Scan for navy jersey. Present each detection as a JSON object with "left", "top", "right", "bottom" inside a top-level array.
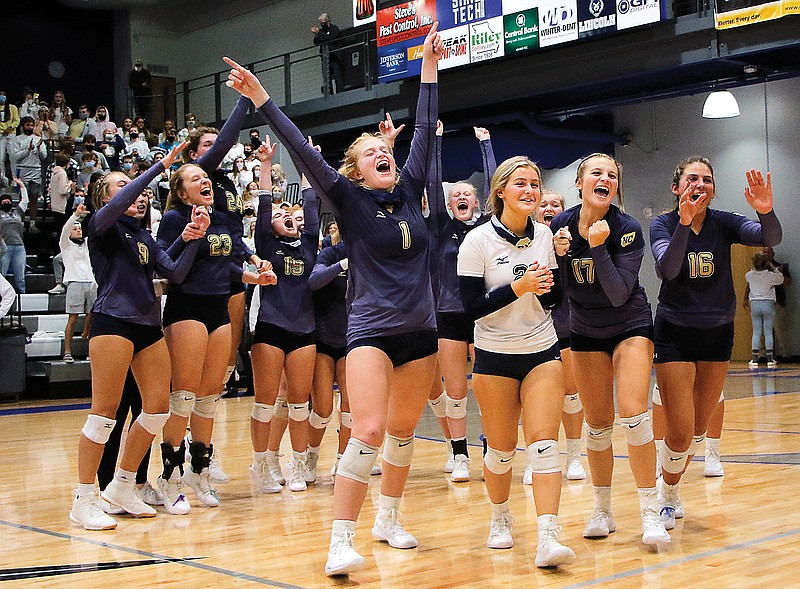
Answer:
[
  {"left": 89, "top": 162, "right": 200, "bottom": 325},
  {"left": 550, "top": 204, "right": 652, "bottom": 338},
  {"left": 309, "top": 241, "right": 348, "bottom": 348},
  {"left": 256, "top": 83, "right": 438, "bottom": 344},
  {"left": 254, "top": 187, "right": 320, "bottom": 335},
  {"left": 651, "top": 208, "right": 782, "bottom": 328},
  {"left": 428, "top": 135, "right": 493, "bottom": 314},
  {"left": 551, "top": 285, "right": 571, "bottom": 340}
]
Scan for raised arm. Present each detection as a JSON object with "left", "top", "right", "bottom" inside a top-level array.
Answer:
[
  {"left": 738, "top": 169, "right": 782, "bottom": 247},
  {"left": 309, "top": 245, "right": 347, "bottom": 291},
  {"left": 196, "top": 95, "right": 251, "bottom": 172},
  {"left": 426, "top": 120, "right": 447, "bottom": 229},
  {"left": 475, "top": 127, "right": 496, "bottom": 210}
]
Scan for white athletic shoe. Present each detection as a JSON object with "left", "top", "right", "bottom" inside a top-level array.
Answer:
[
  {"left": 287, "top": 460, "right": 308, "bottom": 492},
  {"left": 182, "top": 468, "right": 220, "bottom": 507},
  {"left": 767, "top": 360, "right": 778, "bottom": 368},
  {"left": 535, "top": 526, "right": 576, "bottom": 567},
  {"left": 450, "top": 455, "right": 470, "bottom": 482},
  {"left": 565, "top": 458, "right": 587, "bottom": 481},
  {"left": 641, "top": 509, "right": 671, "bottom": 545},
  {"left": 266, "top": 455, "right": 286, "bottom": 485},
  {"left": 522, "top": 464, "right": 533, "bottom": 485},
  {"left": 330, "top": 455, "right": 341, "bottom": 477},
  {"left": 486, "top": 511, "right": 514, "bottom": 549},
  {"left": 325, "top": 522, "right": 365, "bottom": 576},
  {"left": 137, "top": 481, "right": 164, "bottom": 506},
  {"left": 748, "top": 360, "right": 759, "bottom": 368},
  {"left": 583, "top": 510, "right": 616, "bottom": 538},
  {"left": 157, "top": 475, "right": 191, "bottom": 515},
  {"left": 371, "top": 460, "right": 383, "bottom": 476},
  {"left": 208, "top": 446, "right": 230, "bottom": 484},
  {"left": 372, "top": 508, "right": 418, "bottom": 549},
  {"left": 250, "top": 460, "right": 283, "bottom": 493},
  {"left": 305, "top": 452, "right": 319, "bottom": 484},
  {"left": 443, "top": 452, "right": 455, "bottom": 473},
  {"left": 70, "top": 490, "right": 117, "bottom": 530},
  {"left": 101, "top": 478, "right": 156, "bottom": 517},
  {"left": 98, "top": 496, "right": 125, "bottom": 515},
  {"left": 704, "top": 444, "right": 725, "bottom": 477}
]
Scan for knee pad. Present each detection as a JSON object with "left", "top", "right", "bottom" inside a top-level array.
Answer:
[
  {"left": 383, "top": 433, "right": 414, "bottom": 468},
  {"left": 690, "top": 432, "right": 706, "bottom": 456},
  {"left": 661, "top": 441, "right": 688, "bottom": 475},
  {"left": 484, "top": 447, "right": 515, "bottom": 475},
  {"left": 337, "top": 438, "right": 380, "bottom": 484},
  {"left": 222, "top": 365, "right": 235, "bottom": 386},
  {"left": 288, "top": 401, "right": 310, "bottom": 422},
  {"left": 563, "top": 393, "right": 582, "bottom": 414},
  {"left": 428, "top": 391, "right": 447, "bottom": 418},
  {"left": 652, "top": 383, "right": 662, "bottom": 406},
  {"left": 620, "top": 412, "right": 654, "bottom": 447},
  {"left": 309, "top": 410, "right": 332, "bottom": 429},
  {"left": 274, "top": 396, "right": 289, "bottom": 420},
  {"left": 340, "top": 411, "right": 352, "bottom": 429},
  {"left": 81, "top": 414, "right": 116, "bottom": 444},
  {"left": 136, "top": 412, "right": 170, "bottom": 436},
  {"left": 251, "top": 402, "right": 274, "bottom": 423},
  {"left": 446, "top": 394, "right": 467, "bottom": 420},
  {"left": 527, "top": 439, "right": 560, "bottom": 474},
  {"left": 584, "top": 422, "right": 613, "bottom": 452},
  {"left": 193, "top": 393, "right": 220, "bottom": 419},
  {"left": 170, "top": 390, "right": 196, "bottom": 418}
]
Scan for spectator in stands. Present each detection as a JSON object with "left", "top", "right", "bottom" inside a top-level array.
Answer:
[
  {"left": 222, "top": 135, "right": 245, "bottom": 172},
  {"left": 83, "top": 134, "right": 109, "bottom": 171},
  {"left": 77, "top": 152, "right": 99, "bottom": 192},
  {"left": 99, "top": 129, "right": 126, "bottom": 171},
  {"left": 121, "top": 154, "right": 139, "bottom": 179},
  {"left": 19, "top": 90, "right": 41, "bottom": 120},
  {"left": 157, "top": 120, "right": 176, "bottom": 146},
  {"left": 48, "top": 152, "right": 75, "bottom": 237},
  {"left": 159, "top": 127, "right": 179, "bottom": 153},
  {"left": 249, "top": 129, "right": 262, "bottom": 149},
  {"left": 59, "top": 203, "right": 94, "bottom": 363},
  {"left": 126, "top": 130, "right": 150, "bottom": 161},
  {"left": 177, "top": 113, "right": 197, "bottom": 142},
  {"left": 0, "top": 179, "right": 29, "bottom": 292},
  {"left": 0, "top": 90, "right": 21, "bottom": 185},
  {"left": 0, "top": 272, "right": 14, "bottom": 318},
  {"left": 51, "top": 91, "right": 72, "bottom": 138},
  {"left": 312, "top": 13, "right": 345, "bottom": 94},
  {"left": 118, "top": 117, "right": 135, "bottom": 144},
  {"left": 68, "top": 105, "right": 97, "bottom": 143},
  {"left": 93, "top": 106, "right": 116, "bottom": 140},
  {"left": 134, "top": 116, "right": 154, "bottom": 146},
  {"left": 128, "top": 59, "right": 152, "bottom": 119},
  {"left": 11, "top": 117, "right": 47, "bottom": 233},
  {"left": 34, "top": 104, "right": 58, "bottom": 144},
  {"left": 271, "top": 163, "right": 287, "bottom": 190}
]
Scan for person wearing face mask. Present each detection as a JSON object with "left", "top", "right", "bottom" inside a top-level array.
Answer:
[
  {"left": 10, "top": 117, "right": 47, "bottom": 233},
  {"left": 92, "top": 106, "right": 117, "bottom": 141},
  {"left": 312, "top": 13, "right": 344, "bottom": 94},
  {"left": 78, "top": 153, "right": 99, "bottom": 192},
  {"left": 0, "top": 179, "right": 30, "bottom": 292},
  {"left": 48, "top": 153, "right": 75, "bottom": 239},
  {"left": 126, "top": 130, "right": 150, "bottom": 161},
  {"left": 121, "top": 155, "right": 139, "bottom": 179},
  {"left": 178, "top": 113, "right": 198, "bottom": 142},
  {"left": 68, "top": 105, "right": 98, "bottom": 143},
  {"left": 99, "top": 130, "right": 127, "bottom": 172},
  {"left": 82, "top": 135, "right": 110, "bottom": 171},
  {"left": 19, "top": 90, "right": 41, "bottom": 120},
  {"left": 128, "top": 59, "right": 152, "bottom": 120},
  {"left": 0, "top": 90, "right": 21, "bottom": 186}
]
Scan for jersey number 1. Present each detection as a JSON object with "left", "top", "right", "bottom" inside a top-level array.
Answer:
[{"left": 399, "top": 221, "right": 411, "bottom": 250}]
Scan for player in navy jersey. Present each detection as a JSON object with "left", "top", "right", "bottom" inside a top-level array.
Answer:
[
  {"left": 224, "top": 23, "right": 443, "bottom": 577},
  {"left": 649, "top": 158, "right": 781, "bottom": 529},
  {"left": 155, "top": 161, "right": 275, "bottom": 515},
  {"left": 426, "top": 123, "right": 494, "bottom": 482},
  {"left": 70, "top": 143, "right": 211, "bottom": 530},
  {"left": 457, "top": 156, "right": 576, "bottom": 567},
  {"left": 248, "top": 138, "right": 321, "bottom": 494},
  {"left": 522, "top": 189, "right": 587, "bottom": 485},
  {"left": 549, "top": 153, "right": 670, "bottom": 546}
]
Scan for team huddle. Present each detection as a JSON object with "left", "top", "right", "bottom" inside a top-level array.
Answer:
[{"left": 69, "top": 23, "right": 782, "bottom": 578}]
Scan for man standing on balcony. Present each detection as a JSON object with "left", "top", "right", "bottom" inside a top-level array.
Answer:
[
  {"left": 128, "top": 59, "right": 152, "bottom": 120},
  {"left": 312, "top": 13, "right": 345, "bottom": 94}
]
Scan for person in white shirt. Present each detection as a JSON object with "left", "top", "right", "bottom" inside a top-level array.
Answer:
[
  {"left": 92, "top": 106, "right": 116, "bottom": 140},
  {"left": 126, "top": 130, "right": 150, "bottom": 161},
  {"left": 744, "top": 251, "right": 785, "bottom": 368},
  {"left": 11, "top": 117, "right": 47, "bottom": 232},
  {"left": 59, "top": 204, "right": 95, "bottom": 362},
  {"left": 0, "top": 273, "right": 15, "bottom": 318},
  {"left": 19, "top": 90, "right": 41, "bottom": 120}
]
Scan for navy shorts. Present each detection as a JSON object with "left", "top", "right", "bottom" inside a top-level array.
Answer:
[
  {"left": 229, "top": 281, "right": 245, "bottom": 296},
  {"left": 253, "top": 322, "right": 315, "bottom": 354},
  {"left": 654, "top": 315, "right": 734, "bottom": 363},
  {"left": 89, "top": 312, "right": 163, "bottom": 354},
  {"left": 436, "top": 312, "right": 474, "bottom": 344},
  {"left": 163, "top": 292, "right": 230, "bottom": 333},
  {"left": 570, "top": 325, "right": 653, "bottom": 354},
  {"left": 472, "top": 343, "right": 562, "bottom": 382},
  {"left": 348, "top": 330, "right": 438, "bottom": 367},
  {"left": 558, "top": 336, "right": 571, "bottom": 351},
  {"left": 316, "top": 341, "right": 347, "bottom": 362}
]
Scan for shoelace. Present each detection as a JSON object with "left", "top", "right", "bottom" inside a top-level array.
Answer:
[
  {"left": 490, "top": 512, "right": 514, "bottom": 536},
  {"left": 589, "top": 510, "right": 611, "bottom": 524},
  {"left": 539, "top": 525, "right": 563, "bottom": 547},
  {"left": 331, "top": 527, "right": 356, "bottom": 555},
  {"left": 382, "top": 508, "right": 408, "bottom": 534},
  {"left": 707, "top": 446, "right": 720, "bottom": 462}
]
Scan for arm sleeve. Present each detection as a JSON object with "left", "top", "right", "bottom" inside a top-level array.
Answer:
[
  {"left": 90, "top": 161, "right": 166, "bottom": 237},
  {"left": 479, "top": 138, "right": 496, "bottom": 209},
  {"left": 398, "top": 83, "right": 438, "bottom": 205},
  {"left": 458, "top": 276, "right": 518, "bottom": 321},
  {"left": 254, "top": 189, "right": 274, "bottom": 258},
  {"left": 152, "top": 235, "right": 200, "bottom": 283},
  {"left": 650, "top": 217, "right": 689, "bottom": 281},
  {"left": 156, "top": 210, "right": 185, "bottom": 253},
  {"left": 535, "top": 267, "right": 563, "bottom": 310},
  {"left": 735, "top": 210, "right": 782, "bottom": 248},
  {"left": 196, "top": 95, "right": 251, "bottom": 172},
  {"left": 301, "top": 187, "right": 321, "bottom": 239},
  {"left": 427, "top": 134, "right": 448, "bottom": 231},
  {"left": 309, "top": 250, "right": 345, "bottom": 290},
  {"left": 590, "top": 241, "right": 645, "bottom": 308}
]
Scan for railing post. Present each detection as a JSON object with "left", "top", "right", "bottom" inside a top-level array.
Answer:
[
  {"left": 214, "top": 72, "right": 222, "bottom": 124},
  {"left": 321, "top": 45, "right": 332, "bottom": 98},
  {"left": 183, "top": 81, "right": 190, "bottom": 122},
  {"left": 284, "top": 54, "right": 292, "bottom": 106},
  {"left": 364, "top": 32, "right": 373, "bottom": 92}
]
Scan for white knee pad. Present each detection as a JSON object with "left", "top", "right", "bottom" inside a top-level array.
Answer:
[
  {"left": 584, "top": 422, "right": 613, "bottom": 452},
  {"left": 527, "top": 439, "right": 560, "bottom": 474},
  {"left": 383, "top": 433, "right": 414, "bottom": 468},
  {"left": 428, "top": 391, "right": 447, "bottom": 418},
  {"left": 484, "top": 447, "right": 515, "bottom": 475},
  {"left": 661, "top": 441, "right": 689, "bottom": 475},
  {"left": 193, "top": 393, "right": 220, "bottom": 419},
  {"left": 690, "top": 432, "right": 706, "bottom": 456},
  {"left": 620, "top": 412, "right": 654, "bottom": 447},
  {"left": 563, "top": 393, "right": 582, "bottom": 414},
  {"left": 446, "top": 394, "right": 467, "bottom": 420},
  {"left": 222, "top": 365, "right": 235, "bottom": 386},
  {"left": 337, "top": 438, "right": 380, "bottom": 484},
  {"left": 274, "top": 396, "right": 289, "bottom": 420},
  {"left": 309, "top": 410, "right": 332, "bottom": 429},
  {"left": 81, "top": 414, "right": 116, "bottom": 444},
  {"left": 170, "top": 390, "right": 196, "bottom": 418},
  {"left": 340, "top": 411, "right": 352, "bottom": 429},
  {"left": 251, "top": 402, "right": 274, "bottom": 423},
  {"left": 136, "top": 412, "right": 170, "bottom": 435},
  {"left": 288, "top": 401, "right": 310, "bottom": 422},
  {"left": 652, "top": 383, "right": 662, "bottom": 406}
]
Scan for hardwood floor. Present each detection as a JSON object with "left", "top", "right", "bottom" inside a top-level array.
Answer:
[{"left": 1, "top": 363, "right": 798, "bottom": 588}]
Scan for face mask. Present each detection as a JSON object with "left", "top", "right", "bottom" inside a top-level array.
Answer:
[
  {"left": 0, "top": 203, "right": 12, "bottom": 212},
  {"left": 244, "top": 208, "right": 255, "bottom": 217},
  {"left": 123, "top": 163, "right": 133, "bottom": 171},
  {"left": 254, "top": 172, "right": 260, "bottom": 179},
  {"left": 97, "top": 113, "right": 107, "bottom": 120},
  {"left": 85, "top": 162, "right": 95, "bottom": 169},
  {"left": 79, "top": 112, "right": 89, "bottom": 120},
  {"left": 0, "top": 96, "right": 6, "bottom": 104},
  {"left": 23, "top": 128, "right": 34, "bottom": 135},
  {"left": 130, "top": 135, "right": 139, "bottom": 141},
  {"left": 104, "top": 135, "right": 114, "bottom": 141},
  {"left": 187, "top": 120, "right": 196, "bottom": 128},
  {"left": 69, "top": 236, "right": 85, "bottom": 245},
  {"left": 84, "top": 144, "right": 94, "bottom": 151}
]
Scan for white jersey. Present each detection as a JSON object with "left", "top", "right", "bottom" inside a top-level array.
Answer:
[{"left": 458, "top": 220, "right": 558, "bottom": 354}]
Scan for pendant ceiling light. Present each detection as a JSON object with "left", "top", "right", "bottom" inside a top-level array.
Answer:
[{"left": 702, "top": 90, "right": 740, "bottom": 119}]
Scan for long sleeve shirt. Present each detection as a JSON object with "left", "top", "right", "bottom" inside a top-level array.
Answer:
[{"left": 60, "top": 212, "right": 94, "bottom": 283}]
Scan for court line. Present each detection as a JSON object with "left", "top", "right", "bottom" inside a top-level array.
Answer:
[
  {"left": 0, "top": 403, "right": 90, "bottom": 417},
  {"left": 0, "top": 519, "right": 307, "bottom": 589}
]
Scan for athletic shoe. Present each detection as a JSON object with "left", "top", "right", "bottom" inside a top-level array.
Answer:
[
  {"left": 137, "top": 481, "right": 164, "bottom": 506},
  {"left": 48, "top": 283, "right": 66, "bottom": 295},
  {"left": 157, "top": 475, "right": 191, "bottom": 515},
  {"left": 486, "top": 511, "right": 514, "bottom": 549},
  {"left": 704, "top": 445, "right": 725, "bottom": 478},
  {"left": 522, "top": 464, "right": 533, "bottom": 485},
  {"left": 748, "top": 360, "right": 759, "bottom": 368},
  {"left": 330, "top": 455, "right": 341, "bottom": 477},
  {"left": 208, "top": 446, "right": 230, "bottom": 484},
  {"left": 450, "top": 455, "right": 470, "bottom": 482},
  {"left": 304, "top": 453, "right": 318, "bottom": 484},
  {"left": 767, "top": 360, "right": 778, "bottom": 368},
  {"left": 372, "top": 508, "right": 417, "bottom": 549},
  {"left": 98, "top": 496, "right": 125, "bottom": 515},
  {"left": 641, "top": 509, "right": 671, "bottom": 545},
  {"left": 371, "top": 461, "right": 383, "bottom": 476},
  {"left": 266, "top": 455, "right": 285, "bottom": 485},
  {"left": 535, "top": 526, "right": 576, "bottom": 567},
  {"left": 182, "top": 468, "right": 220, "bottom": 507},
  {"left": 287, "top": 460, "right": 308, "bottom": 492},
  {"left": 565, "top": 457, "right": 587, "bottom": 481},
  {"left": 63, "top": 353, "right": 74, "bottom": 363},
  {"left": 583, "top": 510, "right": 616, "bottom": 538},
  {"left": 70, "top": 490, "right": 117, "bottom": 530},
  {"left": 659, "top": 505, "right": 676, "bottom": 530},
  {"left": 325, "top": 523, "right": 365, "bottom": 576},
  {"left": 101, "top": 478, "right": 156, "bottom": 517},
  {"left": 443, "top": 452, "right": 455, "bottom": 473},
  {"left": 657, "top": 478, "right": 684, "bottom": 521},
  {"left": 250, "top": 461, "right": 282, "bottom": 494}
]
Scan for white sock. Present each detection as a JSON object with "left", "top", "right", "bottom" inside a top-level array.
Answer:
[
  {"left": 253, "top": 450, "right": 267, "bottom": 465},
  {"left": 115, "top": 468, "right": 137, "bottom": 483},
  {"left": 490, "top": 500, "right": 510, "bottom": 518},
  {"left": 77, "top": 483, "right": 95, "bottom": 497},
  {"left": 593, "top": 486, "right": 612, "bottom": 512}
]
